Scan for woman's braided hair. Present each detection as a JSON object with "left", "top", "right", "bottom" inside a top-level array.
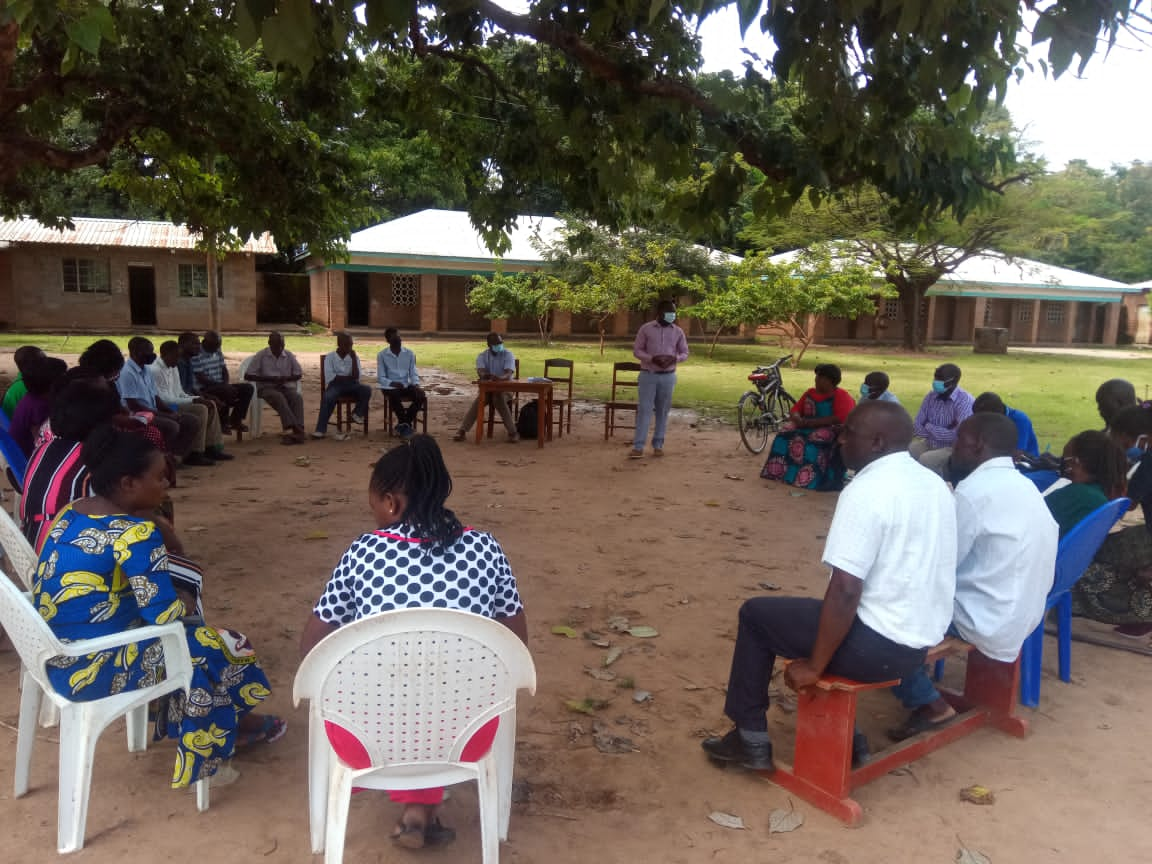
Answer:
[{"left": 370, "top": 434, "right": 463, "bottom": 552}]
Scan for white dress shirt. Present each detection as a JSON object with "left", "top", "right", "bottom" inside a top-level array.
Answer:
[
  {"left": 951, "top": 456, "right": 1059, "bottom": 662},
  {"left": 323, "top": 351, "right": 359, "bottom": 384},
  {"left": 822, "top": 451, "right": 958, "bottom": 649},
  {"left": 149, "top": 361, "right": 194, "bottom": 405}
]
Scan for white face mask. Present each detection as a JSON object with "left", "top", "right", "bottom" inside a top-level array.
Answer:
[{"left": 662, "top": 312, "right": 677, "bottom": 324}]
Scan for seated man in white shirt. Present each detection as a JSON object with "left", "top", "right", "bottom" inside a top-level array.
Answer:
[
  {"left": 377, "top": 327, "right": 425, "bottom": 439},
  {"left": 702, "top": 401, "right": 957, "bottom": 770},
  {"left": 887, "top": 412, "right": 1058, "bottom": 740},
  {"left": 314, "top": 331, "right": 372, "bottom": 439},
  {"left": 150, "top": 340, "right": 233, "bottom": 463}
]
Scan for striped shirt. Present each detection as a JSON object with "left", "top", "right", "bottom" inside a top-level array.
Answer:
[
  {"left": 20, "top": 438, "right": 89, "bottom": 553},
  {"left": 190, "top": 350, "right": 228, "bottom": 386},
  {"left": 633, "top": 320, "right": 689, "bottom": 372},
  {"left": 913, "top": 387, "right": 975, "bottom": 449}
]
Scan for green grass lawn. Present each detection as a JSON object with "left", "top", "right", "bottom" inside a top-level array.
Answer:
[{"left": 4, "top": 332, "right": 1147, "bottom": 450}]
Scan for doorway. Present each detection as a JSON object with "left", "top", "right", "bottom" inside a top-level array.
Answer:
[
  {"left": 128, "top": 266, "right": 157, "bottom": 326},
  {"left": 346, "top": 273, "right": 370, "bottom": 327}
]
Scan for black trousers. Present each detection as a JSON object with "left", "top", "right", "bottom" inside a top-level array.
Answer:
[
  {"left": 723, "top": 596, "right": 927, "bottom": 731},
  {"left": 386, "top": 385, "right": 426, "bottom": 425}
]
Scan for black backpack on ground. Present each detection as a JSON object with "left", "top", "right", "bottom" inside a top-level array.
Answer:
[{"left": 516, "top": 399, "right": 540, "bottom": 438}]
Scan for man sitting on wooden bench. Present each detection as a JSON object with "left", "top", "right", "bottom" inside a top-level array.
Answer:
[
  {"left": 702, "top": 401, "right": 958, "bottom": 771},
  {"left": 887, "top": 412, "right": 1059, "bottom": 740}
]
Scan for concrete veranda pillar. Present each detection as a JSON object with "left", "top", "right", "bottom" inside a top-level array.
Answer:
[
  {"left": 1028, "top": 300, "right": 1041, "bottom": 344},
  {"left": 1103, "top": 302, "right": 1121, "bottom": 346},
  {"left": 419, "top": 274, "right": 438, "bottom": 333}
]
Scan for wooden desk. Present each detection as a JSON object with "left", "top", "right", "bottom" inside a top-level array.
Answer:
[{"left": 475, "top": 380, "right": 553, "bottom": 448}]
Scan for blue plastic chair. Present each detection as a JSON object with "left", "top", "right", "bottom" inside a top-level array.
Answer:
[
  {"left": 0, "top": 426, "right": 28, "bottom": 492},
  {"left": 1018, "top": 497, "right": 1130, "bottom": 708},
  {"left": 1022, "top": 468, "right": 1060, "bottom": 493}
]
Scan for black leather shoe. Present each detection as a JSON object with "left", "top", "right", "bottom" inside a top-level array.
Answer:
[{"left": 701, "top": 728, "right": 774, "bottom": 772}]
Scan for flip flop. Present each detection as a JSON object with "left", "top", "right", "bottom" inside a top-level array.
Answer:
[
  {"left": 236, "top": 715, "right": 287, "bottom": 749},
  {"left": 885, "top": 707, "right": 956, "bottom": 742}
]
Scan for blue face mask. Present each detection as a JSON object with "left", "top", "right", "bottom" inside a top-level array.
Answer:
[
  {"left": 662, "top": 312, "right": 677, "bottom": 324},
  {"left": 490, "top": 343, "right": 504, "bottom": 354},
  {"left": 931, "top": 380, "right": 949, "bottom": 394},
  {"left": 860, "top": 383, "right": 872, "bottom": 397}
]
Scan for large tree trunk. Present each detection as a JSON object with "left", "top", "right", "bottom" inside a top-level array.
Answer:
[{"left": 889, "top": 275, "right": 934, "bottom": 351}]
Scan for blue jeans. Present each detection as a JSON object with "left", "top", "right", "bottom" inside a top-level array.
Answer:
[
  {"left": 316, "top": 380, "right": 371, "bottom": 433},
  {"left": 634, "top": 370, "right": 676, "bottom": 450},
  {"left": 890, "top": 623, "right": 960, "bottom": 709}
]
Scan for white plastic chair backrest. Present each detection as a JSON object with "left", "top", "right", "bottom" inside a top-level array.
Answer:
[
  {"left": 0, "top": 556, "right": 67, "bottom": 699},
  {"left": 239, "top": 353, "right": 303, "bottom": 393},
  {"left": 294, "top": 608, "right": 536, "bottom": 767},
  {"left": 0, "top": 505, "right": 38, "bottom": 589}
]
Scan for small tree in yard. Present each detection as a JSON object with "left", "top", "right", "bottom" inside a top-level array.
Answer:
[
  {"left": 466, "top": 271, "right": 561, "bottom": 345},
  {"left": 691, "top": 250, "right": 884, "bottom": 365},
  {"left": 558, "top": 241, "right": 706, "bottom": 355}
]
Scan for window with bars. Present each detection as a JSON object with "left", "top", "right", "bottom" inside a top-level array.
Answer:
[
  {"left": 1045, "top": 303, "right": 1065, "bottom": 324},
  {"left": 62, "top": 258, "right": 110, "bottom": 294},
  {"left": 884, "top": 299, "right": 900, "bottom": 319},
  {"left": 1018, "top": 304, "right": 1033, "bottom": 323},
  {"left": 178, "top": 263, "right": 224, "bottom": 298},
  {"left": 392, "top": 274, "right": 420, "bottom": 306}
]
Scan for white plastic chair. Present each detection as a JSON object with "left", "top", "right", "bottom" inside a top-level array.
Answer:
[
  {"left": 293, "top": 609, "right": 536, "bottom": 864},
  {"left": 0, "top": 518, "right": 208, "bottom": 852},
  {"left": 239, "top": 354, "right": 304, "bottom": 438},
  {"left": 0, "top": 508, "right": 61, "bottom": 728}
]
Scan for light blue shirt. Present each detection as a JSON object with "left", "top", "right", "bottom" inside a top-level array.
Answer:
[
  {"left": 876, "top": 390, "right": 900, "bottom": 404},
  {"left": 117, "top": 358, "right": 158, "bottom": 410},
  {"left": 377, "top": 346, "right": 420, "bottom": 388},
  {"left": 476, "top": 347, "right": 516, "bottom": 379}
]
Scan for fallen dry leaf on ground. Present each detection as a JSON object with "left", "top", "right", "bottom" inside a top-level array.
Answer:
[
  {"left": 768, "top": 805, "right": 805, "bottom": 834},
  {"left": 708, "top": 811, "right": 746, "bottom": 830}
]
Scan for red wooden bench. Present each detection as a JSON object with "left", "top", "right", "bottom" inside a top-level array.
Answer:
[{"left": 767, "top": 639, "right": 1028, "bottom": 825}]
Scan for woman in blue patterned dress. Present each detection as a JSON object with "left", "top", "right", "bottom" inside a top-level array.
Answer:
[
  {"left": 34, "top": 425, "right": 282, "bottom": 788},
  {"left": 760, "top": 364, "right": 856, "bottom": 490}
]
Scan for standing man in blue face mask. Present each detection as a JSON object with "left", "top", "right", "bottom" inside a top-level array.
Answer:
[
  {"left": 630, "top": 299, "right": 689, "bottom": 459},
  {"left": 453, "top": 332, "right": 519, "bottom": 442},
  {"left": 910, "top": 363, "right": 974, "bottom": 477}
]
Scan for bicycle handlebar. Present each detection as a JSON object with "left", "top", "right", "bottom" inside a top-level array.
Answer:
[{"left": 752, "top": 354, "right": 793, "bottom": 372}]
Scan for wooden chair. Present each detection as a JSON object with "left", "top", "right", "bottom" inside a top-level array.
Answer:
[
  {"left": 543, "top": 358, "right": 574, "bottom": 438},
  {"left": 485, "top": 358, "right": 520, "bottom": 437},
  {"left": 603, "top": 361, "right": 641, "bottom": 440},
  {"left": 383, "top": 392, "right": 429, "bottom": 437},
  {"left": 321, "top": 353, "right": 368, "bottom": 436}
]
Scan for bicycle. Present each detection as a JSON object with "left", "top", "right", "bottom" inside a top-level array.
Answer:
[{"left": 737, "top": 355, "right": 797, "bottom": 454}]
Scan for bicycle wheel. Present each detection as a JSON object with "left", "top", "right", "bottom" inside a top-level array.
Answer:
[
  {"left": 765, "top": 390, "right": 796, "bottom": 430},
  {"left": 738, "top": 391, "right": 770, "bottom": 454}
]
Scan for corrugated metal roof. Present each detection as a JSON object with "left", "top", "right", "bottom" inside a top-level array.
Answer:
[
  {"left": 343, "top": 209, "right": 740, "bottom": 267},
  {"left": 347, "top": 209, "right": 562, "bottom": 263},
  {"left": 0, "top": 217, "right": 276, "bottom": 254},
  {"left": 769, "top": 246, "right": 1138, "bottom": 298}
]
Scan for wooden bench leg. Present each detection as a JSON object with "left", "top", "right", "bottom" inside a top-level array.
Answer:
[
  {"left": 765, "top": 688, "right": 864, "bottom": 826},
  {"left": 957, "top": 653, "right": 1029, "bottom": 739}
]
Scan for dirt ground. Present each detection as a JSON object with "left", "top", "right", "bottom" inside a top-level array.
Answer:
[{"left": 1, "top": 353, "right": 1150, "bottom": 864}]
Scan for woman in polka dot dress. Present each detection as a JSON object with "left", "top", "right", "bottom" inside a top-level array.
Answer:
[{"left": 301, "top": 435, "right": 529, "bottom": 850}]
